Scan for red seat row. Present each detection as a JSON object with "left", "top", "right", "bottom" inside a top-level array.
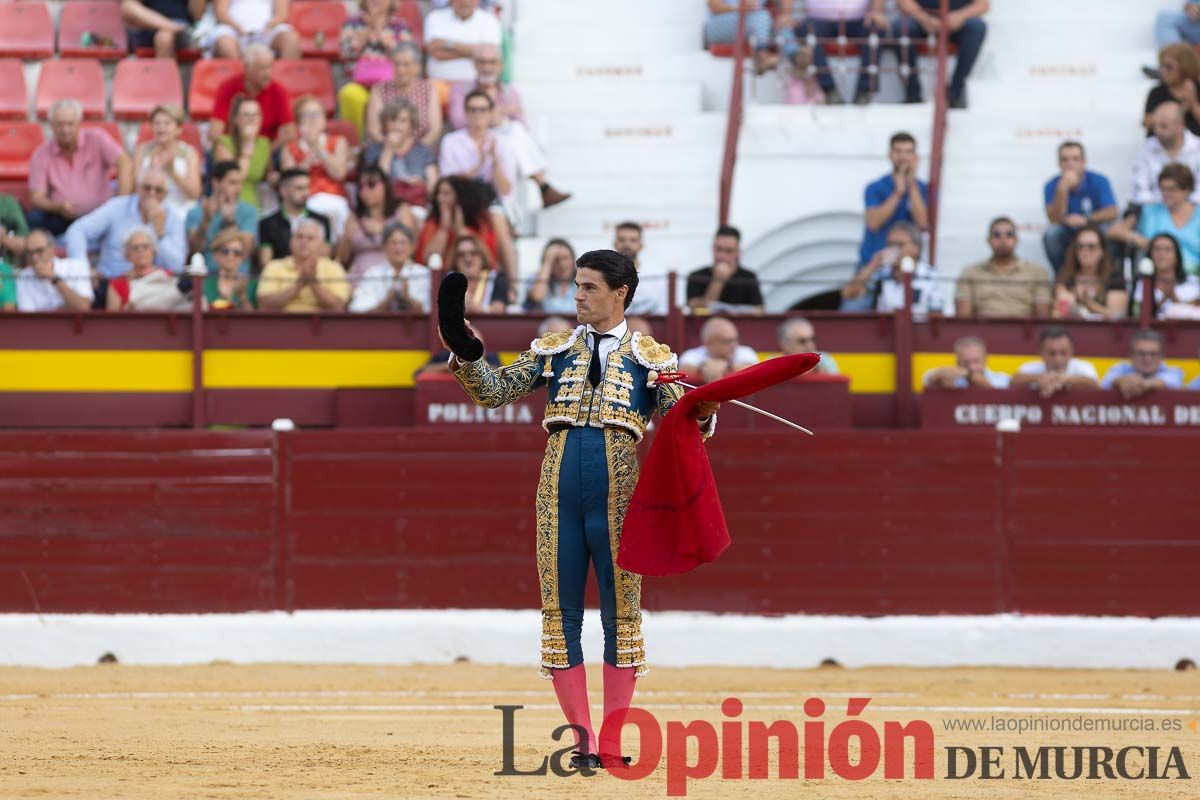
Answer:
[
  {"left": 0, "top": 1, "right": 425, "bottom": 60},
  {"left": 0, "top": 57, "right": 335, "bottom": 122}
]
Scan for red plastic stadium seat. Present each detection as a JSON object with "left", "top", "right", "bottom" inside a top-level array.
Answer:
[
  {"left": 0, "top": 180, "right": 31, "bottom": 211},
  {"left": 290, "top": 0, "right": 346, "bottom": 60},
  {"left": 36, "top": 59, "right": 106, "bottom": 120},
  {"left": 135, "top": 45, "right": 202, "bottom": 61},
  {"left": 136, "top": 120, "right": 203, "bottom": 156},
  {"left": 0, "top": 60, "right": 29, "bottom": 120},
  {"left": 0, "top": 122, "right": 45, "bottom": 180},
  {"left": 82, "top": 120, "right": 124, "bottom": 150},
  {"left": 270, "top": 59, "right": 335, "bottom": 115},
  {"left": 0, "top": 2, "right": 54, "bottom": 59},
  {"left": 397, "top": 1, "right": 423, "bottom": 45},
  {"left": 188, "top": 59, "right": 242, "bottom": 120},
  {"left": 58, "top": 1, "right": 128, "bottom": 60},
  {"left": 327, "top": 118, "right": 359, "bottom": 147},
  {"left": 113, "top": 59, "right": 183, "bottom": 120}
]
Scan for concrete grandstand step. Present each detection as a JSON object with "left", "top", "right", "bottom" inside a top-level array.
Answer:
[
  {"left": 528, "top": 113, "right": 726, "bottom": 148},
  {"left": 513, "top": 19, "right": 700, "bottom": 56},
  {"left": 519, "top": 81, "right": 702, "bottom": 115},
  {"left": 740, "top": 104, "right": 932, "bottom": 157},
  {"left": 544, "top": 142, "right": 720, "bottom": 176},
  {"left": 513, "top": 51, "right": 715, "bottom": 85},
  {"left": 535, "top": 205, "right": 718, "bottom": 240},
  {"left": 541, "top": 174, "right": 716, "bottom": 209},
  {"left": 965, "top": 76, "right": 1149, "bottom": 113},
  {"left": 516, "top": 0, "right": 707, "bottom": 27}
]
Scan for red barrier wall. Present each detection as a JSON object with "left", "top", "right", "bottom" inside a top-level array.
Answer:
[{"left": 0, "top": 429, "right": 1195, "bottom": 617}]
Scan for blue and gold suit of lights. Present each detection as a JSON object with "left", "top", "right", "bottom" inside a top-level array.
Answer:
[{"left": 453, "top": 324, "right": 715, "bottom": 678}]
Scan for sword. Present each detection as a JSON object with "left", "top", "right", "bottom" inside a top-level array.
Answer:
[{"left": 653, "top": 371, "right": 814, "bottom": 436}]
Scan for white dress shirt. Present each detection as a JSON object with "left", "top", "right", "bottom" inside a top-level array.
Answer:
[
  {"left": 585, "top": 319, "right": 628, "bottom": 375},
  {"left": 16, "top": 257, "right": 94, "bottom": 312}
]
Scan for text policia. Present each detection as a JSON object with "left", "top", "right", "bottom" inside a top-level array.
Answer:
[{"left": 494, "top": 697, "right": 1191, "bottom": 796}]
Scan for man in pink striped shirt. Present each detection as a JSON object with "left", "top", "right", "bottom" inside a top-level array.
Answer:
[{"left": 27, "top": 99, "right": 133, "bottom": 237}]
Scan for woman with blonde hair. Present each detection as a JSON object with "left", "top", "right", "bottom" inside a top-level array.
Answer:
[
  {"left": 453, "top": 232, "right": 507, "bottom": 314},
  {"left": 1144, "top": 42, "right": 1200, "bottom": 135},
  {"left": 281, "top": 95, "right": 352, "bottom": 238},
  {"left": 204, "top": 226, "right": 258, "bottom": 310},
  {"left": 133, "top": 104, "right": 201, "bottom": 216}
]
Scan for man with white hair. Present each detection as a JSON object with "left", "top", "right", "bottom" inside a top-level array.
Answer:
[
  {"left": 65, "top": 167, "right": 186, "bottom": 280},
  {"left": 208, "top": 0, "right": 300, "bottom": 60},
  {"left": 28, "top": 99, "right": 132, "bottom": 236},
  {"left": 210, "top": 43, "right": 296, "bottom": 142},
  {"left": 447, "top": 44, "right": 570, "bottom": 208},
  {"left": 258, "top": 217, "right": 350, "bottom": 312},
  {"left": 1132, "top": 101, "right": 1200, "bottom": 204},
  {"left": 679, "top": 316, "right": 760, "bottom": 384}
]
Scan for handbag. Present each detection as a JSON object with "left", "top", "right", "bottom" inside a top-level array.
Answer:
[{"left": 351, "top": 57, "right": 393, "bottom": 88}]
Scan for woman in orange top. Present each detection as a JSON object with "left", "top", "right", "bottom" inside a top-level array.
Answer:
[
  {"left": 415, "top": 175, "right": 515, "bottom": 296},
  {"left": 281, "top": 95, "right": 352, "bottom": 239}
]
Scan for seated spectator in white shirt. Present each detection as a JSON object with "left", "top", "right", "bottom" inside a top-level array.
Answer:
[
  {"left": 679, "top": 316, "right": 760, "bottom": 384},
  {"left": 1010, "top": 327, "right": 1100, "bottom": 398},
  {"left": 614, "top": 221, "right": 670, "bottom": 316},
  {"left": 348, "top": 222, "right": 432, "bottom": 312},
  {"left": 1133, "top": 232, "right": 1200, "bottom": 317},
  {"left": 841, "top": 220, "right": 945, "bottom": 318},
  {"left": 424, "top": 0, "right": 502, "bottom": 83},
  {"left": 1132, "top": 101, "right": 1200, "bottom": 204},
  {"left": 1100, "top": 330, "right": 1184, "bottom": 399},
  {"left": 447, "top": 45, "right": 571, "bottom": 209},
  {"left": 923, "top": 335, "right": 1010, "bottom": 390},
  {"left": 15, "top": 229, "right": 94, "bottom": 312},
  {"left": 777, "top": 316, "right": 840, "bottom": 374}
]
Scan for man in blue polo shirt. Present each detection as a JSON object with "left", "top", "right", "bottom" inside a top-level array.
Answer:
[
  {"left": 845, "top": 132, "right": 928, "bottom": 311},
  {"left": 1101, "top": 330, "right": 1184, "bottom": 399},
  {"left": 1042, "top": 140, "right": 1118, "bottom": 274}
]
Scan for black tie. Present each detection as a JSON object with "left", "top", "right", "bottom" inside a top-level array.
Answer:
[{"left": 588, "top": 332, "right": 610, "bottom": 387}]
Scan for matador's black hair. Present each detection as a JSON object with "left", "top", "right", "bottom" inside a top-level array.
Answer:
[{"left": 576, "top": 249, "right": 639, "bottom": 310}]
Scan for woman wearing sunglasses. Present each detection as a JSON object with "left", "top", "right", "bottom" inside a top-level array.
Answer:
[
  {"left": 337, "top": 165, "right": 418, "bottom": 286},
  {"left": 204, "top": 227, "right": 258, "bottom": 310}
]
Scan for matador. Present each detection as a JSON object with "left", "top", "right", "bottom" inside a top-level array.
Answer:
[{"left": 444, "top": 249, "right": 718, "bottom": 769}]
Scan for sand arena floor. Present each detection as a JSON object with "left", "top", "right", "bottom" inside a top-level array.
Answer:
[{"left": 1, "top": 662, "right": 1197, "bottom": 799}]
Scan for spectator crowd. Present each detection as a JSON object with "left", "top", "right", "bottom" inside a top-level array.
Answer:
[{"left": 0, "top": 0, "right": 577, "bottom": 314}]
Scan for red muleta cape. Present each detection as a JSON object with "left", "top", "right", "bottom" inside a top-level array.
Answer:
[{"left": 616, "top": 353, "right": 821, "bottom": 577}]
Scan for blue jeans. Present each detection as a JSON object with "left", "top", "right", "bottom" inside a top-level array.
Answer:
[
  {"left": 25, "top": 208, "right": 72, "bottom": 237},
  {"left": 1156, "top": 10, "right": 1200, "bottom": 47},
  {"left": 890, "top": 15, "right": 987, "bottom": 98},
  {"left": 705, "top": 9, "right": 774, "bottom": 50},
  {"left": 795, "top": 18, "right": 885, "bottom": 94}
]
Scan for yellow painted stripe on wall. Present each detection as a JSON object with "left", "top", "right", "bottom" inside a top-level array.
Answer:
[
  {"left": 755, "top": 351, "right": 894, "bottom": 394},
  {"left": 0, "top": 350, "right": 193, "bottom": 391},
  {"left": 203, "top": 350, "right": 431, "bottom": 389},
  {"left": 911, "top": 353, "right": 1200, "bottom": 392}
]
